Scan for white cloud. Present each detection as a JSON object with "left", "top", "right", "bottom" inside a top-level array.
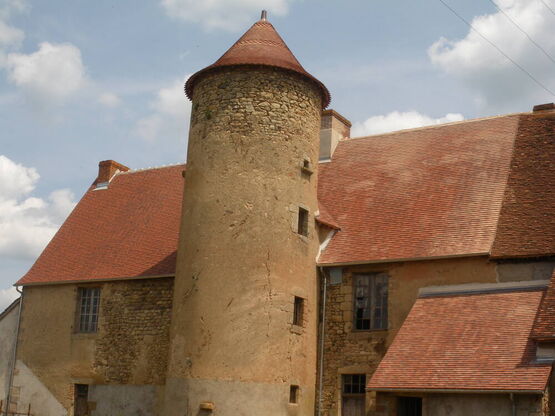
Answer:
[
  {"left": 0, "top": 286, "right": 18, "bottom": 312},
  {"left": 135, "top": 77, "right": 192, "bottom": 142},
  {"left": 0, "top": 155, "right": 76, "bottom": 261},
  {"left": 352, "top": 111, "right": 464, "bottom": 137},
  {"left": 161, "top": 0, "right": 291, "bottom": 32},
  {"left": 429, "top": 0, "right": 555, "bottom": 109},
  {"left": 98, "top": 92, "right": 121, "bottom": 108},
  {"left": 5, "top": 42, "right": 87, "bottom": 105},
  {"left": 0, "top": 19, "right": 23, "bottom": 48},
  {"left": 0, "top": 0, "right": 26, "bottom": 64}
]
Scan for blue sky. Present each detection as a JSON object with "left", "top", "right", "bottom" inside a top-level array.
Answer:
[{"left": 1, "top": 0, "right": 554, "bottom": 308}]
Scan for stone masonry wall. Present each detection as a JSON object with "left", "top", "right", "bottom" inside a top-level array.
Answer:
[{"left": 94, "top": 277, "right": 174, "bottom": 384}]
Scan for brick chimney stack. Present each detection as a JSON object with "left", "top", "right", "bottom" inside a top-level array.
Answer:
[{"left": 97, "top": 160, "right": 129, "bottom": 184}]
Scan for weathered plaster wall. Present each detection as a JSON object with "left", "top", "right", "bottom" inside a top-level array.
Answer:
[
  {"left": 0, "top": 300, "right": 19, "bottom": 407},
  {"left": 89, "top": 384, "right": 160, "bottom": 416},
  {"left": 496, "top": 260, "right": 555, "bottom": 282},
  {"left": 166, "top": 66, "right": 322, "bottom": 415},
  {"left": 320, "top": 256, "right": 500, "bottom": 415},
  {"left": 14, "top": 278, "right": 173, "bottom": 414}
]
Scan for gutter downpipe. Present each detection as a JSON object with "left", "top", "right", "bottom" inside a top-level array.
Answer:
[
  {"left": 4, "top": 287, "right": 23, "bottom": 416},
  {"left": 510, "top": 393, "right": 516, "bottom": 416},
  {"left": 317, "top": 266, "right": 327, "bottom": 416}
]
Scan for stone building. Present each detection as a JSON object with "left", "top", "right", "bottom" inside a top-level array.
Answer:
[{"left": 1, "top": 12, "right": 555, "bottom": 416}]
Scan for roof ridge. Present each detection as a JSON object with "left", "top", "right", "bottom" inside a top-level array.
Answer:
[
  {"left": 419, "top": 280, "right": 548, "bottom": 298},
  {"left": 348, "top": 111, "right": 526, "bottom": 141},
  {"left": 119, "top": 163, "right": 185, "bottom": 175}
]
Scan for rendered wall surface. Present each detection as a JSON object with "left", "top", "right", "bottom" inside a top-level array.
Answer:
[
  {"left": 165, "top": 66, "right": 322, "bottom": 415},
  {"left": 89, "top": 384, "right": 159, "bottom": 416},
  {"left": 13, "top": 278, "right": 173, "bottom": 414},
  {"left": 0, "top": 300, "right": 19, "bottom": 406}
]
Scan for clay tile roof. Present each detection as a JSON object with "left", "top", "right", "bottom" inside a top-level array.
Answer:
[
  {"left": 531, "top": 270, "right": 555, "bottom": 340},
  {"left": 185, "top": 16, "right": 330, "bottom": 108},
  {"left": 490, "top": 112, "right": 555, "bottom": 259},
  {"left": 316, "top": 202, "right": 341, "bottom": 230},
  {"left": 317, "top": 115, "right": 519, "bottom": 265},
  {"left": 17, "top": 164, "right": 185, "bottom": 286},
  {"left": 368, "top": 287, "right": 551, "bottom": 392}
]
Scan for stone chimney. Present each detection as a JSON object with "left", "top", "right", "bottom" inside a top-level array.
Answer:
[
  {"left": 97, "top": 160, "right": 129, "bottom": 185},
  {"left": 319, "top": 109, "right": 351, "bottom": 161}
]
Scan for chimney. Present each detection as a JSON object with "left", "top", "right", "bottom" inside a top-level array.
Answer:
[
  {"left": 533, "top": 103, "right": 555, "bottom": 113},
  {"left": 97, "top": 160, "right": 129, "bottom": 187},
  {"left": 319, "top": 109, "right": 351, "bottom": 161}
]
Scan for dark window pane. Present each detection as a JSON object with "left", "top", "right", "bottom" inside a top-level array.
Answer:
[
  {"left": 353, "top": 274, "right": 388, "bottom": 330},
  {"left": 78, "top": 288, "right": 100, "bottom": 333}
]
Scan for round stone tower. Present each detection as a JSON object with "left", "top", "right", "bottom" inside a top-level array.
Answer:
[{"left": 164, "top": 12, "right": 330, "bottom": 416}]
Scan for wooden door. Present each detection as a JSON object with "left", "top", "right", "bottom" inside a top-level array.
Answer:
[{"left": 342, "top": 396, "right": 365, "bottom": 416}]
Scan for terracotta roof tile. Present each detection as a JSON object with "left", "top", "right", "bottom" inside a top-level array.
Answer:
[
  {"left": 318, "top": 116, "right": 519, "bottom": 265},
  {"left": 367, "top": 288, "right": 551, "bottom": 392},
  {"left": 490, "top": 112, "right": 555, "bottom": 259},
  {"left": 17, "top": 164, "right": 184, "bottom": 285},
  {"left": 316, "top": 202, "right": 341, "bottom": 230},
  {"left": 531, "top": 271, "right": 555, "bottom": 340},
  {"left": 185, "top": 17, "right": 330, "bottom": 108}
]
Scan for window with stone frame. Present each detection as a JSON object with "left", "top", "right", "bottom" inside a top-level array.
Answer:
[
  {"left": 353, "top": 273, "right": 388, "bottom": 330},
  {"left": 77, "top": 287, "right": 101, "bottom": 333}
]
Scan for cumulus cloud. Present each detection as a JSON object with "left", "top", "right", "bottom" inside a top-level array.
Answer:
[
  {"left": 0, "top": 286, "right": 18, "bottom": 312},
  {"left": 4, "top": 42, "right": 88, "bottom": 105},
  {"left": 429, "top": 0, "right": 555, "bottom": 109},
  {"left": 0, "top": 155, "right": 76, "bottom": 261},
  {"left": 98, "top": 92, "right": 121, "bottom": 108},
  {"left": 160, "top": 0, "right": 291, "bottom": 32},
  {"left": 135, "top": 77, "right": 191, "bottom": 142},
  {"left": 352, "top": 111, "right": 464, "bottom": 137}
]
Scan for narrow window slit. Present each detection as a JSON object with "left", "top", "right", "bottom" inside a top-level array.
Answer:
[
  {"left": 289, "top": 385, "right": 299, "bottom": 403},
  {"left": 297, "top": 207, "right": 309, "bottom": 237},
  {"left": 293, "top": 296, "right": 304, "bottom": 327}
]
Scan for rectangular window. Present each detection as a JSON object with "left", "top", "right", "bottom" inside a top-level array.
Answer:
[
  {"left": 77, "top": 287, "right": 100, "bottom": 333},
  {"left": 353, "top": 273, "right": 388, "bottom": 330},
  {"left": 293, "top": 296, "right": 304, "bottom": 327},
  {"left": 342, "top": 374, "right": 366, "bottom": 416},
  {"left": 297, "top": 207, "right": 309, "bottom": 236},
  {"left": 397, "top": 397, "right": 422, "bottom": 416},
  {"left": 289, "top": 385, "right": 299, "bottom": 403}
]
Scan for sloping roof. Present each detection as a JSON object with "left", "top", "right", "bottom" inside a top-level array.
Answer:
[
  {"left": 0, "top": 297, "right": 20, "bottom": 320},
  {"left": 185, "top": 16, "right": 330, "bottom": 108},
  {"left": 17, "top": 165, "right": 184, "bottom": 286},
  {"left": 367, "top": 286, "right": 551, "bottom": 392},
  {"left": 317, "top": 115, "right": 519, "bottom": 265},
  {"left": 490, "top": 111, "right": 555, "bottom": 258},
  {"left": 531, "top": 270, "right": 555, "bottom": 340}
]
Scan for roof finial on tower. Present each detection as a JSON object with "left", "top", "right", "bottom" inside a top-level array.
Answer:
[{"left": 260, "top": 10, "right": 268, "bottom": 21}]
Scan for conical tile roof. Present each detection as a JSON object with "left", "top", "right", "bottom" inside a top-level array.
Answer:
[{"left": 185, "top": 14, "right": 330, "bottom": 108}]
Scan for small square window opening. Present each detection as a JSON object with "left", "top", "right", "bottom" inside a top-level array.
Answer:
[
  {"left": 289, "top": 385, "right": 300, "bottom": 404},
  {"left": 293, "top": 296, "right": 304, "bottom": 327},
  {"left": 297, "top": 207, "right": 309, "bottom": 237}
]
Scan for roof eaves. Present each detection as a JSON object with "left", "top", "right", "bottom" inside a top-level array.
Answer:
[
  {"left": 366, "top": 387, "right": 547, "bottom": 394},
  {"left": 317, "top": 252, "right": 490, "bottom": 267},
  {"left": 18, "top": 273, "right": 175, "bottom": 287}
]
